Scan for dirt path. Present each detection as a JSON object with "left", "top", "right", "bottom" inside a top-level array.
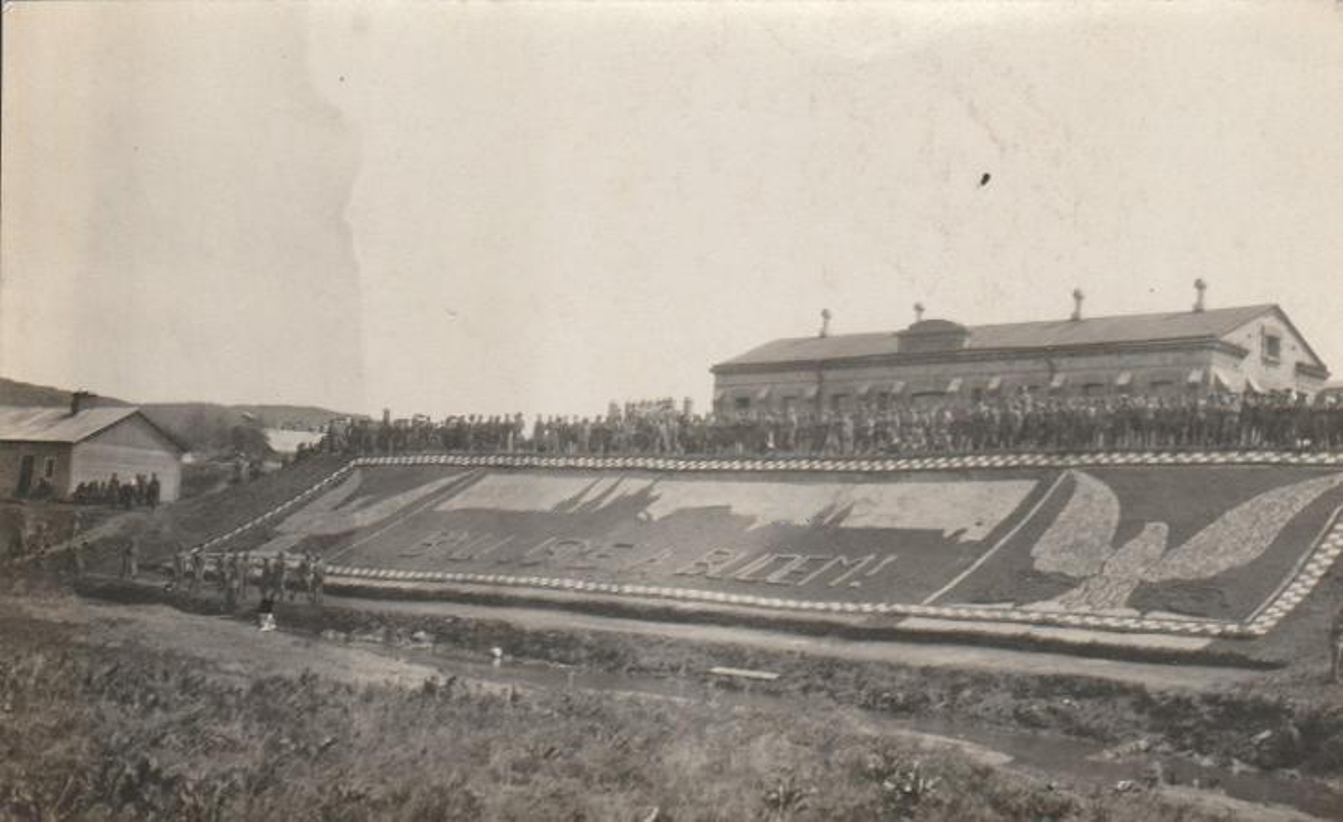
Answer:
[
  {"left": 330, "top": 593, "right": 1261, "bottom": 691},
  {"left": 8, "top": 593, "right": 444, "bottom": 689}
]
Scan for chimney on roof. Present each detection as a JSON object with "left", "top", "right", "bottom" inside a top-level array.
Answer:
[
  {"left": 914, "top": 302, "right": 925, "bottom": 323},
  {"left": 818, "top": 308, "right": 832, "bottom": 338},
  {"left": 1193, "top": 278, "right": 1207, "bottom": 313},
  {"left": 1070, "top": 288, "right": 1085, "bottom": 322},
  {"left": 69, "top": 390, "right": 94, "bottom": 416}
]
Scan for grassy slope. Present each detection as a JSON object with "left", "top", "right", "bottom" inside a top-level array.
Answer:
[
  {"left": 157, "top": 454, "right": 349, "bottom": 547},
  {"left": 0, "top": 601, "right": 1263, "bottom": 822},
  {"left": 64, "top": 455, "right": 349, "bottom": 575}
]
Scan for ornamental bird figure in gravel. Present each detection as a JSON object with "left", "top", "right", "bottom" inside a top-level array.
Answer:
[{"left": 1025, "top": 471, "right": 1343, "bottom": 613}]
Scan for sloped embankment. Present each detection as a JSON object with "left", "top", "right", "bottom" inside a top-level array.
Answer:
[{"left": 178, "top": 454, "right": 1343, "bottom": 651}]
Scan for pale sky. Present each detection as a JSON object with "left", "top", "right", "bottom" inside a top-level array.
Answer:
[{"left": 3, "top": 2, "right": 1342, "bottom": 417}]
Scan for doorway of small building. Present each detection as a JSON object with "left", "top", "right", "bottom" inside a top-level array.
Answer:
[{"left": 15, "top": 455, "right": 35, "bottom": 497}]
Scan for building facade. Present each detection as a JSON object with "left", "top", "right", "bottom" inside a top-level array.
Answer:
[
  {"left": 0, "top": 403, "right": 187, "bottom": 502},
  {"left": 711, "top": 303, "right": 1329, "bottom": 416}
]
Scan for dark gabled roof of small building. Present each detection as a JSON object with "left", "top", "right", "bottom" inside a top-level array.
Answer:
[
  {"left": 715, "top": 304, "right": 1287, "bottom": 369},
  {"left": 0, "top": 406, "right": 187, "bottom": 452}
]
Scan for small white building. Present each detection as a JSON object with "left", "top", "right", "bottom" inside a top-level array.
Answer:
[
  {"left": 0, "top": 398, "right": 187, "bottom": 502},
  {"left": 263, "top": 427, "right": 325, "bottom": 456}
]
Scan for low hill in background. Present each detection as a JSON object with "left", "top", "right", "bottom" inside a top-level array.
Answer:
[
  {"left": 0, "top": 376, "right": 355, "bottom": 456},
  {"left": 0, "top": 377, "right": 129, "bottom": 408},
  {"left": 140, "top": 403, "right": 274, "bottom": 457}
]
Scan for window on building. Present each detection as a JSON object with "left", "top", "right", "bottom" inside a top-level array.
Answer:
[
  {"left": 1264, "top": 332, "right": 1282, "bottom": 363},
  {"left": 875, "top": 391, "right": 891, "bottom": 411},
  {"left": 1083, "top": 383, "right": 1107, "bottom": 397},
  {"left": 781, "top": 396, "right": 796, "bottom": 413},
  {"left": 830, "top": 394, "right": 848, "bottom": 412},
  {"left": 734, "top": 396, "right": 751, "bottom": 412},
  {"left": 1150, "top": 380, "right": 1174, "bottom": 395},
  {"left": 43, "top": 457, "right": 56, "bottom": 479}
]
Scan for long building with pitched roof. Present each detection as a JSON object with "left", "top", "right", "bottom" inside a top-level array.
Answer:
[{"left": 711, "top": 291, "right": 1329, "bottom": 416}]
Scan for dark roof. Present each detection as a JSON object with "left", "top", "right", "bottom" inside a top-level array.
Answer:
[
  {"left": 0, "top": 406, "right": 187, "bottom": 452},
  {"left": 901, "top": 319, "right": 968, "bottom": 335},
  {"left": 715, "top": 304, "right": 1281, "bottom": 369}
]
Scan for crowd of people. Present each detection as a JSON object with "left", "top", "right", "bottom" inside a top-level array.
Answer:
[
  {"left": 310, "top": 415, "right": 528, "bottom": 456},
  {"left": 308, "top": 391, "right": 1343, "bottom": 459},
  {"left": 72, "top": 473, "right": 163, "bottom": 508},
  {"left": 167, "top": 549, "right": 326, "bottom": 615}
]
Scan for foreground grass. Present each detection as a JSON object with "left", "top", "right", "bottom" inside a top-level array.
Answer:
[
  {"left": 259, "top": 599, "right": 1343, "bottom": 778},
  {"left": 0, "top": 624, "right": 1265, "bottom": 822}
]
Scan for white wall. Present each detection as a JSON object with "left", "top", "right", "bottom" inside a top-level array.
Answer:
[
  {"left": 70, "top": 415, "right": 183, "bottom": 501},
  {"left": 1220, "top": 313, "right": 1328, "bottom": 394}
]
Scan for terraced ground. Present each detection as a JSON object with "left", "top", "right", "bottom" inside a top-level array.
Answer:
[
  {"left": 27, "top": 453, "right": 1343, "bottom": 820},
  {"left": 177, "top": 453, "right": 1343, "bottom": 654}
]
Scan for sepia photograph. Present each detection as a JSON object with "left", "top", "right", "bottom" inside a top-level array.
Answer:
[{"left": 3, "top": 1, "right": 1343, "bottom": 819}]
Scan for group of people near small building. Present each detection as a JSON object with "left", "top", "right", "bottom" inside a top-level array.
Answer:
[
  {"left": 310, "top": 389, "right": 1343, "bottom": 459},
  {"left": 71, "top": 473, "right": 162, "bottom": 508}
]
